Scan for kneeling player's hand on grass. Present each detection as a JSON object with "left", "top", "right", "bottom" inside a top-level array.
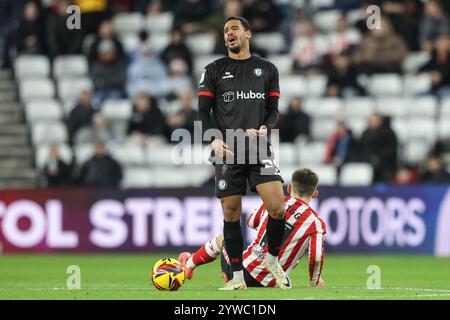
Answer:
[
  {"left": 314, "top": 277, "right": 325, "bottom": 288},
  {"left": 211, "top": 139, "right": 233, "bottom": 157}
]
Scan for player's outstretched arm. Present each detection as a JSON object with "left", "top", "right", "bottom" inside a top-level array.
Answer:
[{"left": 308, "top": 233, "right": 325, "bottom": 288}]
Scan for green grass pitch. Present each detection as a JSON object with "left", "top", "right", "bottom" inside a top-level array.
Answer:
[{"left": 0, "top": 254, "right": 449, "bottom": 300}]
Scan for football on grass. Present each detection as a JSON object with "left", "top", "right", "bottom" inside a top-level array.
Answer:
[{"left": 151, "top": 258, "right": 185, "bottom": 291}]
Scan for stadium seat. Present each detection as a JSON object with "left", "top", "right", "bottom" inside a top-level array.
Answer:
[
  {"left": 146, "top": 12, "right": 174, "bottom": 33},
  {"left": 343, "top": 97, "right": 375, "bottom": 118},
  {"left": 403, "top": 140, "right": 430, "bottom": 164},
  {"left": 310, "top": 0, "right": 335, "bottom": 9},
  {"left": 35, "top": 144, "right": 73, "bottom": 169},
  {"left": 112, "top": 13, "right": 145, "bottom": 35},
  {"left": 276, "top": 143, "right": 298, "bottom": 166},
  {"left": 25, "top": 99, "right": 63, "bottom": 124},
  {"left": 403, "top": 73, "right": 432, "bottom": 95},
  {"left": 279, "top": 76, "right": 307, "bottom": 98},
  {"left": 438, "top": 119, "right": 450, "bottom": 139},
  {"left": 19, "top": 78, "right": 55, "bottom": 101},
  {"left": 111, "top": 142, "right": 146, "bottom": 165},
  {"left": 268, "top": 55, "right": 293, "bottom": 76},
  {"left": 313, "top": 9, "right": 341, "bottom": 32},
  {"left": 311, "top": 118, "right": 336, "bottom": 141},
  {"left": 402, "top": 52, "right": 431, "bottom": 73},
  {"left": 147, "top": 144, "right": 178, "bottom": 165},
  {"left": 408, "top": 96, "right": 437, "bottom": 117},
  {"left": 120, "top": 33, "right": 140, "bottom": 53},
  {"left": 306, "top": 75, "right": 327, "bottom": 97},
  {"left": 346, "top": 8, "right": 364, "bottom": 25},
  {"left": 101, "top": 99, "right": 133, "bottom": 121},
  {"left": 194, "top": 55, "right": 224, "bottom": 79},
  {"left": 278, "top": 165, "right": 298, "bottom": 184},
  {"left": 345, "top": 116, "right": 367, "bottom": 138},
  {"left": 74, "top": 143, "right": 95, "bottom": 165},
  {"left": 186, "top": 33, "right": 215, "bottom": 55},
  {"left": 53, "top": 55, "right": 89, "bottom": 79},
  {"left": 407, "top": 117, "right": 437, "bottom": 142},
  {"left": 339, "top": 163, "right": 373, "bottom": 186},
  {"left": 186, "top": 166, "right": 212, "bottom": 186},
  {"left": 122, "top": 167, "right": 154, "bottom": 188},
  {"left": 440, "top": 98, "right": 450, "bottom": 118},
  {"left": 368, "top": 74, "right": 403, "bottom": 96},
  {"left": 307, "top": 164, "right": 337, "bottom": 186},
  {"left": 391, "top": 118, "right": 409, "bottom": 144},
  {"left": 252, "top": 32, "right": 285, "bottom": 54},
  {"left": 375, "top": 97, "right": 409, "bottom": 117},
  {"left": 304, "top": 97, "right": 343, "bottom": 117},
  {"left": 149, "top": 33, "right": 171, "bottom": 52},
  {"left": 297, "top": 141, "right": 327, "bottom": 164},
  {"left": 14, "top": 55, "right": 50, "bottom": 79},
  {"left": 31, "top": 122, "right": 68, "bottom": 146},
  {"left": 57, "top": 77, "right": 93, "bottom": 102},
  {"left": 153, "top": 167, "right": 190, "bottom": 187}
]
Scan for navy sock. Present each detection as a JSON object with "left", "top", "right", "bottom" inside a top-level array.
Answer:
[
  {"left": 223, "top": 220, "right": 243, "bottom": 272},
  {"left": 267, "top": 216, "right": 285, "bottom": 257}
]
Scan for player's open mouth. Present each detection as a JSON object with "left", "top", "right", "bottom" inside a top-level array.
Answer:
[{"left": 227, "top": 35, "right": 237, "bottom": 45}]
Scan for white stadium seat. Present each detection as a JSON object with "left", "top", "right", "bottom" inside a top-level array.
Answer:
[
  {"left": 307, "top": 164, "right": 337, "bottom": 185},
  {"left": 313, "top": 9, "right": 341, "bottom": 32},
  {"left": 276, "top": 143, "right": 298, "bottom": 166},
  {"left": 402, "top": 52, "right": 431, "bottom": 73},
  {"left": 345, "top": 116, "right": 368, "bottom": 137},
  {"left": 376, "top": 97, "right": 409, "bottom": 117},
  {"left": 111, "top": 143, "right": 146, "bottom": 165},
  {"left": 146, "top": 12, "right": 174, "bottom": 33},
  {"left": 153, "top": 167, "right": 190, "bottom": 187},
  {"left": 306, "top": 75, "right": 327, "bottom": 97},
  {"left": 58, "top": 77, "right": 93, "bottom": 102},
  {"left": 186, "top": 166, "right": 212, "bottom": 186},
  {"left": 186, "top": 33, "right": 215, "bottom": 55},
  {"left": 392, "top": 118, "right": 409, "bottom": 144},
  {"left": 147, "top": 144, "right": 178, "bottom": 165},
  {"left": 268, "top": 55, "right": 293, "bottom": 76},
  {"left": 101, "top": 99, "right": 133, "bottom": 120},
  {"left": 74, "top": 144, "right": 95, "bottom": 165},
  {"left": 408, "top": 96, "right": 437, "bottom": 117},
  {"left": 25, "top": 99, "right": 63, "bottom": 123},
  {"left": 403, "top": 140, "right": 430, "bottom": 164},
  {"left": 15, "top": 55, "right": 50, "bottom": 79},
  {"left": 298, "top": 141, "right": 327, "bottom": 164},
  {"left": 279, "top": 75, "right": 307, "bottom": 98},
  {"left": 19, "top": 78, "right": 55, "bottom": 101},
  {"left": 403, "top": 73, "right": 432, "bottom": 95},
  {"left": 339, "top": 163, "right": 373, "bottom": 186},
  {"left": 194, "top": 54, "right": 224, "bottom": 81},
  {"left": 252, "top": 32, "right": 285, "bottom": 54},
  {"left": 113, "top": 13, "right": 145, "bottom": 35},
  {"left": 343, "top": 97, "right": 375, "bottom": 118},
  {"left": 368, "top": 73, "right": 403, "bottom": 96},
  {"left": 122, "top": 167, "right": 154, "bottom": 188},
  {"left": 35, "top": 144, "right": 73, "bottom": 169},
  {"left": 53, "top": 55, "right": 89, "bottom": 79},
  {"left": 304, "top": 97, "right": 343, "bottom": 117},
  {"left": 31, "top": 122, "right": 68, "bottom": 146},
  {"left": 120, "top": 33, "right": 140, "bottom": 53},
  {"left": 311, "top": 118, "right": 336, "bottom": 141},
  {"left": 440, "top": 98, "right": 450, "bottom": 117},
  {"left": 149, "top": 33, "right": 171, "bottom": 52},
  {"left": 406, "top": 117, "right": 437, "bottom": 142},
  {"left": 278, "top": 165, "right": 298, "bottom": 184},
  {"left": 438, "top": 119, "right": 450, "bottom": 139}
]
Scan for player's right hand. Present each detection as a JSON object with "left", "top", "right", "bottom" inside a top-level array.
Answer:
[
  {"left": 314, "top": 277, "right": 325, "bottom": 288},
  {"left": 211, "top": 139, "right": 233, "bottom": 157}
]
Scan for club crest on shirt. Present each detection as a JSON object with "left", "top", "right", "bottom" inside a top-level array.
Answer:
[
  {"left": 253, "top": 68, "right": 264, "bottom": 77},
  {"left": 217, "top": 179, "right": 228, "bottom": 190}
]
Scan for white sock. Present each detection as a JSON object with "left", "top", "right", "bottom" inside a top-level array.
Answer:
[
  {"left": 233, "top": 270, "right": 244, "bottom": 281},
  {"left": 186, "top": 257, "right": 196, "bottom": 269},
  {"left": 266, "top": 253, "right": 278, "bottom": 265}
]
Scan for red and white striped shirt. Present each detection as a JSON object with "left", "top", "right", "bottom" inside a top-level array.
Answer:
[{"left": 243, "top": 196, "right": 326, "bottom": 287}]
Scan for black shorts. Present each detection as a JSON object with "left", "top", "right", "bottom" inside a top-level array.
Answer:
[
  {"left": 220, "top": 241, "right": 263, "bottom": 288},
  {"left": 214, "top": 163, "right": 284, "bottom": 197}
]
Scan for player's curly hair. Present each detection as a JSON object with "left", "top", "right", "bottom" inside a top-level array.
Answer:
[{"left": 291, "top": 168, "right": 319, "bottom": 197}]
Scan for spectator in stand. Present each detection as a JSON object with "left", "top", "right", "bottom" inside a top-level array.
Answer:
[
  {"left": 164, "top": 59, "right": 193, "bottom": 100},
  {"left": 78, "top": 140, "right": 122, "bottom": 187},
  {"left": 68, "top": 90, "right": 96, "bottom": 140},
  {"left": 278, "top": 97, "right": 311, "bottom": 143},
  {"left": 128, "top": 91, "right": 166, "bottom": 141},
  {"left": 352, "top": 17, "right": 408, "bottom": 74},
  {"left": 419, "top": 155, "right": 450, "bottom": 183},
  {"left": 91, "top": 39, "right": 127, "bottom": 106},
  {"left": 128, "top": 30, "right": 151, "bottom": 63},
  {"left": 327, "top": 16, "right": 361, "bottom": 56},
  {"left": 323, "top": 119, "right": 358, "bottom": 168},
  {"left": 14, "top": 1, "right": 46, "bottom": 55},
  {"left": 166, "top": 90, "right": 198, "bottom": 137},
  {"left": 419, "top": 0, "right": 450, "bottom": 52},
  {"left": 173, "top": 0, "right": 212, "bottom": 35},
  {"left": 46, "top": 0, "right": 83, "bottom": 58},
  {"left": 127, "top": 43, "right": 168, "bottom": 98},
  {"left": 326, "top": 53, "right": 366, "bottom": 97},
  {"left": 242, "top": 0, "right": 282, "bottom": 33},
  {"left": 419, "top": 35, "right": 450, "bottom": 97},
  {"left": 74, "top": 0, "right": 110, "bottom": 36},
  {"left": 161, "top": 29, "right": 193, "bottom": 75},
  {"left": 360, "top": 113, "right": 398, "bottom": 183},
  {"left": 43, "top": 146, "right": 73, "bottom": 187},
  {"left": 74, "top": 114, "right": 114, "bottom": 145},
  {"left": 88, "top": 20, "right": 124, "bottom": 65},
  {"left": 393, "top": 165, "right": 418, "bottom": 185},
  {"left": 291, "top": 22, "right": 329, "bottom": 74}
]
